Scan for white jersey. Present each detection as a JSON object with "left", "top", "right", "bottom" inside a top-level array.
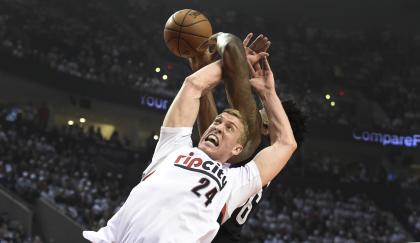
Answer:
[{"left": 83, "top": 127, "right": 262, "bottom": 243}]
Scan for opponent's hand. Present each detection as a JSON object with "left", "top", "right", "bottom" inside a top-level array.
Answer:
[
  {"left": 197, "top": 32, "right": 223, "bottom": 54},
  {"left": 243, "top": 33, "right": 271, "bottom": 65},
  {"left": 189, "top": 33, "right": 226, "bottom": 71},
  {"left": 188, "top": 51, "right": 214, "bottom": 71},
  {"left": 249, "top": 57, "right": 275, "bottom": 96},
  {"left": 189, "top": 32, "right": 223, "bottom": 71}
]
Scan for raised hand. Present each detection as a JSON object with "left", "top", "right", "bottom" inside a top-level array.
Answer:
[
  {"left": 243, "top": 33, "right": 271, "bottom": 65},
  {"left": 189, "top": 33, "right": 223, "bottom": 71},
  {"left": 248, "top": 57, "right": 275, "bottom": 96}
]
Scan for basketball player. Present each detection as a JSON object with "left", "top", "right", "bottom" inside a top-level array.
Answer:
[
  {"left": 189, "top": 33, "right": 305, "bottom": 242},
  {"left": 190, "top": 33, "right": 272, "bottom": 162},
  {"left": 82, "top": 32, "right": 297, "bottom": 243}
]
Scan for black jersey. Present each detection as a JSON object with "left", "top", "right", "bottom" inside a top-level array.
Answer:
[{"left": 212, "top": 137, "right": 270, "bottom": 243}]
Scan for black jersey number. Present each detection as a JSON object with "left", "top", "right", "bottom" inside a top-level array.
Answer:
[
  {"left": 236, "top": 190, "right": 263, "bottom": 225},
  {"left": 191, "top": 178, "right": 218, "bottom": 207}
]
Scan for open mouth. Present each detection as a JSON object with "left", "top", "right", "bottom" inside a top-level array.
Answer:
[{"left": 205, "top": 134, "right": 219, "bottom": 147}]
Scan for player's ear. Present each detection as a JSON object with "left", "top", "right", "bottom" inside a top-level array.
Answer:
[{"left": 232, "top": 144, "right": 243, "bottom": 156}]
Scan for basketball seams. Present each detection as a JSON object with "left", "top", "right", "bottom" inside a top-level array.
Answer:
[
  {"left": 178, "top": 31, "right": 209, "bottom": 39},
  {"left": 178, "top": 9, "right": 193, "bottom": 57},
  {"left": 172, "top": 14, "right": 209, "bottom": 28},
  {"left": 181, "top": 19, "right": 209, "bottom": 27},
  {"left": 179, "top": 38, "right": 198, "bottom": 57},
  {"left": 171, "top": 15, "right": 182, "bottom": 27},
  {"left": 165, "top": 28, "right": 209, "bottom": 39}
]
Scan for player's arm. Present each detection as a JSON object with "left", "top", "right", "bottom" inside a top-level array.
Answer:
[
  {"left": 213, "top": 33, "right": 267, "bottom": 162},
  {"left": 188, "top": 52, "right": 219, "bottom": 137},
  {"left": 192, "top": 33, "right": 270, "bottom": 141},
  {"left": 250, "top": 57, "right": 297, "bottom": 186},
  {"left": 162, "top": 60, "right": 223, "bottom": 128}
]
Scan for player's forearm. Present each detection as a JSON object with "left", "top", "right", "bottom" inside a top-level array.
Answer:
[
  {"left": 186, "top": 60, "right": 223, "bottom": 96},
  {"left": 162, "top": 61, "right": 222, "bottom": 128},
  {"left": 260, "top": 90, "right": 297, "bottom": 147},
  {"left": 197, "top": 93, "right": 218, "bottom": 137},
  {"left": 253, "top": 90, "right": 296, "bottom": 186},
  {"left": 216, "top": 33, "right": 261, "bottom": 153},
  {"left": 216, "top": 33, "right": 250, "bottom": 88}
]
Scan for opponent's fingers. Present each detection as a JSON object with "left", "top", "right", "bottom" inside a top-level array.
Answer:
[
  {"left": 247, "top": 48, "right": 257, "bottom": 55},
  {"left": 254, "top": 37, "right": 269, "bottom": 52},
  {"left": 254, "top": 62, "right": 262, "bottom": 73},
  {"left": 262, "top": 41, "right": 271, "bottom": 52},
  {"left": 262, "top": 57, "right": 272, "bottom": 72},
  {"left": 247, "top": 60, "right": 257, "bottom": 77},
  {"left": 198, "top": 36, "right": 218, "bottom": 52},
  {"left": 243, "top": 33, "right": 253, "bottom": 46},
  {"left": 249, "top": 34, "right": 264, "bottom": 50},
  {"left": 255, "top": 52, "right": 269, "bottom": 62}
]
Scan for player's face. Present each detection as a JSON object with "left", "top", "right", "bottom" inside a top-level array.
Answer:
[{"left": 198, "top": 113, "right": 244, "bottom": 163}]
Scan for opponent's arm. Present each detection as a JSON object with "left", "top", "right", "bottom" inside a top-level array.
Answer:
[
  {"left": 162, "top": 60, "right": 222, "bottom": 128},
  {"left": 251, "top": 57, "right": 297, "bottom": 186},
  {"left": 192, "top": 33, "right": 270, "bottom": 142},
  {"left": 214, "top": 33, "right": 265, "bottom": 162}
]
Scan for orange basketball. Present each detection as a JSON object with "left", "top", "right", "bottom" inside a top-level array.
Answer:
[{"left": 164, "top": 9, "right": 213, "bottom": 58}]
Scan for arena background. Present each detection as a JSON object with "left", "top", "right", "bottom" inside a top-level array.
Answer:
[{"left": 0, "top": 0, "right": 419, "bottom": 242}]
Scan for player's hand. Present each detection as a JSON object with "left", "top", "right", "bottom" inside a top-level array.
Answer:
[
  {"left": 248, "top": 57, "right": 275, "bottom": 96},
  {"left": 243, "top": 33, "right": 271, "bottom": 65},
  {"left": 190, "top": 33, "right": 225, "bottom": 71},
  {"left": 188, "top": 52, "right": 215, "bottom": 71},
  {"left": 197, "top": 32, "right": 223, "bottom": 54}
]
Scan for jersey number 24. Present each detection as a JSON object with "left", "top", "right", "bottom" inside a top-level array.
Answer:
[{"left": 191, "top": 177, "right": 218, "bottom": 207}]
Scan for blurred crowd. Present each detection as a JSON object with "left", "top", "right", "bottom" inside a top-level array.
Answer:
[
  {"left": 242, "top": 187, "right": 409, "bottom": 243},
  {"left": 408, "top": 208, "right": 420, "bottom": 240},
  {"left": 1, "top": 0, "right": 420, "bottom": 131},
  {"left": 0, "top": 214, "right": 42, "bottom": 243},
  {"left": 0, "top": 104, "right": 129, "bottom": 230},
  {"left": 0, "top": 0, "right": 177, "bottom": 96},
  {"left": 402, "top": 175, "right": 420, "bottom": 240}
]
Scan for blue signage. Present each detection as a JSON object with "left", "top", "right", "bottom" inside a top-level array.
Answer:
[
  {"left": 140, "top": 95, "right": 171, "bottom": 110},
  {"left": 352, "top": 130, "right": 420, "bottom": 148}
]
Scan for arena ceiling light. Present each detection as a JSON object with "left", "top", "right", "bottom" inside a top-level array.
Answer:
[
  {"left": 80, "top": 118, "right": 86, "bottom": 123},
  {"left": 68, "top": 120, "right": 74, "bottom": 126},
  {"left": 155, "top": 67, "right": 161, "bottom": 73},
  {"left": 325, "top": 94, "right": 331, "bottom": 100},
  {"left": 162, "top": 74, "right": 168, "bottom": 80}
]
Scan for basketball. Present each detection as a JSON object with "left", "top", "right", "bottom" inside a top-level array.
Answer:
[{"left": 164, "top": 9, "right": 213, "bottom": 58}]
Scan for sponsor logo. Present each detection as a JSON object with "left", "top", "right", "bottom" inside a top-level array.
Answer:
[
  {"left": 352, "top": 130, "right": 420, "bottom": 148},
  {"left": 140, "top": 95, "right": 170, "bottom": 110},
  {"left": 174, "top": 152, "right": 227, "bottom": 190}
]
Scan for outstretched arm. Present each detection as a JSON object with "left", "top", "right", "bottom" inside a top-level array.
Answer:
[
  {"left": 188, "top": 52, "right": 219, "bottom": 137},
  {"left": 162, "top": 60, "right": 223, "bottom": 128},
  {"left": 250, "top": 57, "right": 297, "bottom": 186},
  {"left": 190, "top": 33, "right": 270, "bottom": 159},
  {"left": 213, "top": 33, "right": 268, "bottom": 163}
]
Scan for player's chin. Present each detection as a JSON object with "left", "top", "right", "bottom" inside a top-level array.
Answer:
[{"left": 198, "top": 141, "right": 218, "bottom": 154}]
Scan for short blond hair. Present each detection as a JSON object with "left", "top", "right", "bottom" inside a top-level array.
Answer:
[{"left": 222, "top": 108, "right": 249, "bottom": 146}]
